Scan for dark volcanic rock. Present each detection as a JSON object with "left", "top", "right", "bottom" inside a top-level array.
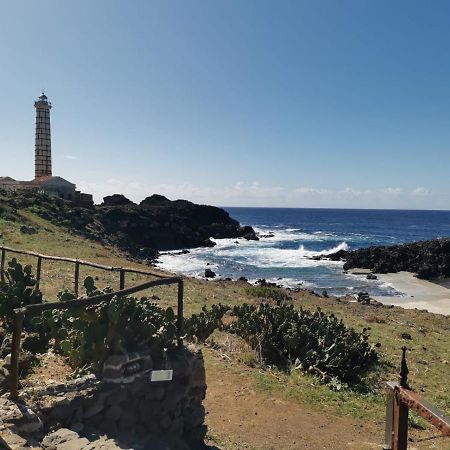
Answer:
[
  {"left": 139, "top": 194, "right": 171, "bottom": 206},
  {"left": 326, "top": 249, "right": 348, "bottom": 261},
  {"left": 334, "top": 238, "right": 450, "bottom": 280},
  {"left": 241, "top": 226, "right": 259, "bottom": 241},
  {"left": 0, "top": 190, "right": 256, "bottom": 262},
  {"left": 20, "top": 225, "right": 37, "bottom": 235},
  {"left": 204, "top": 269, "right": 216, "bottom": 278},
  {"left": 102, "top": 194, "right": 134, "bottom": 206},
  {"left": 357, "top": 292, "right": 371, "bottom": 304}
]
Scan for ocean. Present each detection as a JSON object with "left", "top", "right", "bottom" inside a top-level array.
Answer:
[{"left": 157, "top": 208, "right": 450, "bottom": 297}]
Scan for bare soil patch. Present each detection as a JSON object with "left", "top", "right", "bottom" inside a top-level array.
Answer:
[{"left": 203, "top": 348, "right": 450, "bottom": 450}]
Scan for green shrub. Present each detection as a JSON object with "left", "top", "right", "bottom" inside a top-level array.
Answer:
[
  {"left": 228, "top": 303, "right": 377, "bottom": 384},
  {"left": 246, "top": 285, "right": 291, "bottom": 305},
  {"left": 185, "top": 302, "right": 378, "bottom": 385},
  {"left": 184, "top": 303, "right": 229, "bottom": 341},
  {"left": 33, "top": 279, "right": 178, "bottom": 370},
  {"left": 0, "top": 258, "right": 42, "bottom": 324}
]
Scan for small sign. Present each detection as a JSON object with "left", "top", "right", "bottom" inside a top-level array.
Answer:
[{"left": 151, "top": 369, "right": 173, "bottom": 382}]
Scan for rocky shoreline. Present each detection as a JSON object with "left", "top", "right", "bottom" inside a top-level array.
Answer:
[
  {"left": 327, "top": 238, "right": 450, "bottom": 280},
  {"left": 0, "top": 190, "right": 257, "bottom": 262}
]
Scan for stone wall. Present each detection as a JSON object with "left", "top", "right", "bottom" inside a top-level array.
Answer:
[{"left": 0, "top": 345, "right": 207, "bottom": 450}]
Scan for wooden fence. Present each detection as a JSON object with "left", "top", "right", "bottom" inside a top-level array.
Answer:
[
  {"left": 0, "top": 245, "right": 174, "bottom": 295},
  {"left": 384, "top": 347, "right": 450, "bottom": 449},
  {"left": 0, "top": 245, "right": 184, "bottom": 399}
]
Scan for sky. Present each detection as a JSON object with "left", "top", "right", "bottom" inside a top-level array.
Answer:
[{"left": 1, "top": 0, "right": 449, "bottom": 209}]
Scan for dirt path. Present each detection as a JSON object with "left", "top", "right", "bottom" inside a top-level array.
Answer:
[
  {"left": 203, "top": 349, "right": 381, "bottom": 450},
  {"left": 203, "top": 349, "right": 449, "bottom": 450}
]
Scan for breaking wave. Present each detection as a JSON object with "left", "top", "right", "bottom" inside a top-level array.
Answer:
[
  {"left": 296, "top": 241, "right": 349, "bottom": 258},
  {"left": 157, "top": 240, "right": 348, "bottom": 276},
  {"left": 155, "top": 213, "right": 410, "bottom": 297}
]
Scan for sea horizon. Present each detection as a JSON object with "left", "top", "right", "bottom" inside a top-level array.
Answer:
[
  {"left": 157, "top": 207, "right": 450, "bottom": 297},
  {"left": 218, "top": 205, "right": 450, "bottom": 212}
]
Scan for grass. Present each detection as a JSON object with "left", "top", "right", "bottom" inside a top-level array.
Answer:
[
  {"left": 245, "top": 285, "right": 292, "bottom": 304},
  {"left": 1, "top": 208, "right": 449, "bottom": 426},
  {"left": 252, "top": 368, "right": 386, "bottom": 420}
]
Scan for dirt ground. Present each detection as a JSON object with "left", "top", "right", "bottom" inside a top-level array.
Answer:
[
  {"left": 203, "top": 349, "right": 450, "bottom": 450},
  {"left": 19, "top": 348, "right": 449, "bottom": 450}
]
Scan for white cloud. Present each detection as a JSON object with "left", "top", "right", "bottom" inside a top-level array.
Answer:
[
  {"left": 382, "top": 187, "right": 403, "bottom": 195},
  {"left": 227, "top": 181, "right": 283, "bottom": 199},
  {"left": 64, "top": 155, "right": 77, "bottom": 160},
  {"left": 77, "top": 178, "right": 439, "bottom": 209},
  {"left": 412, "top": 187, "right": 430, "bottom": 196},
  {"left": 294, "top": 187, "right": 328, "bottom": 195}
]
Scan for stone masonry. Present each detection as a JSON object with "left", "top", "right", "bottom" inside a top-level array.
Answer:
[{"left": 0, "top": 345, "right": 207, "bottom": 449}]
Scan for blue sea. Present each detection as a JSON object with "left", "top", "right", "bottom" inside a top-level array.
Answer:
[{"left": 157, "top": 208, "right": 450, "bottom": 297}]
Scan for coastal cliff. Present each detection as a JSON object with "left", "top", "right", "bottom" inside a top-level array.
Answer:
[
  {"left": 0, "top": 190, "right": 257, "bottom": 261},
  {"left": 328, "top": 238, "right": 450, "bottom": 280}
]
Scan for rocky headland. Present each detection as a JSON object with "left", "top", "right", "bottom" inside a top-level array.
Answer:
[
  {"left": 328, "top": 238, "right": 450, "bottom": 280},
  {"left": 0, "top": 190, "right": 257, "bottom": 262}
]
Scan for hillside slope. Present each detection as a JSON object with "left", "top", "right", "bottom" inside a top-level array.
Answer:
[{"left": 0, "top": 190, "right": 257, "bottom": 261}]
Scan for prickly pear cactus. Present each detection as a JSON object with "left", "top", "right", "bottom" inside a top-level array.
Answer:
[{"left": 0, "top": 258, "right": 42, "bottom": 323}]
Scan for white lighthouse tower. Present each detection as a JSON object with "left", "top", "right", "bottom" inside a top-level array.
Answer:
[{"left": 34, "top": 92, "right": 52, "bottom": 178}]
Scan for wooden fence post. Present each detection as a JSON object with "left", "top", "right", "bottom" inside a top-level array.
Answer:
[
  {"left": 9, "top": 311, "right": 24, "bottom": 399},
  {"left": 392, "top": 389, "right": 409, "bottom": 450},
  {"left": 119, "top": 269, "right": 125, "bottom": 290},
  {"left": 35, "top": 256, "right": 42, "bottom": 292},
  {"left": 177, "top": 278, "right": 184, "bottom": 347},
  {"left": 384, "top": 382, "right": 397, "bottom": 449},
  {"left": 74, "top": 261, "right": 80, "bottom": 297},
  {"left": 0, "top": 247, "right": 5, "bottom": 282},
  {"left": 392, "top": 347, "right": 410, "bottom": 450}
]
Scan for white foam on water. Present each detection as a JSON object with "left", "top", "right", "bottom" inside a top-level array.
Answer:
[
  {"left": 377, "top": 281, "right": 406, "bottom": 297},
  {"left": 254, "top": 227, "right": 339, "bottom": 243},
  {"left": 250, "top": 241, "right": 346, "bottom": 267},
  {"left": 233, "top": 245, "right": 346, "bottom": 268},
  {"left": 155, "top": 226, "right": 397, "bottom": 297},
  {"left": 157, "top": 240, "right": 348, "bottom": 273},
  {"left": 156, "top": 251, "right": 217, "bottom": 275},
  {"left": 297, "top": 241, "right": 349, "bottom": 257},
  {"left": 246, "top": 277, "right": 317, "bottom": 289},
  {"left": 342, "top": 272, "right": 404, "bottom": 297}
]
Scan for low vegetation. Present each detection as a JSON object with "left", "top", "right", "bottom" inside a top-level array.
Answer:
[
  {"left": 245, "top": 285, "right": 292, "bottom": 305},
  {"left": 1, "top": 261, "right": 376, "bottom": 388},
  {"left": 0, "top": 202, "right": 449, "bottom": 441},
  {"left": 0, "top": 258, "right": 42, "bottom": 325},
  {"left": 32, "top": 279, "right": 179, "bottom": 370},
  {"left": 0, "top": 264, "right": 178, "bottom": 372},
  {"left": 185, "top": 303, "right": 378, "bottom": 386}
]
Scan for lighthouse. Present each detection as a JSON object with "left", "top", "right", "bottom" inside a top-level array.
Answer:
[
  {"left": 0, "top": 93, "right": 93, "bottom": 206},
  {"left": 34, "top": 92, "right": 52, "bottom": 178}
]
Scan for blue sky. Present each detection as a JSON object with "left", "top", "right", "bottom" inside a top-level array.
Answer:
[{"left": 1, "top": 0, "right": 449, "bottom": 209}]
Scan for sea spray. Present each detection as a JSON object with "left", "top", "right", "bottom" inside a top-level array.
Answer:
[{"left": 157, "top": 207, "right": 450, "bottom": 296}]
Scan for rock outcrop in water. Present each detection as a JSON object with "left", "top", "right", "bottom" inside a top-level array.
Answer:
[
  {"left": 0, "top": 190, "right": 257, "bottom": 262},
  {"left": 328, "top": 238, "right": 450, "bottom": 280}
]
